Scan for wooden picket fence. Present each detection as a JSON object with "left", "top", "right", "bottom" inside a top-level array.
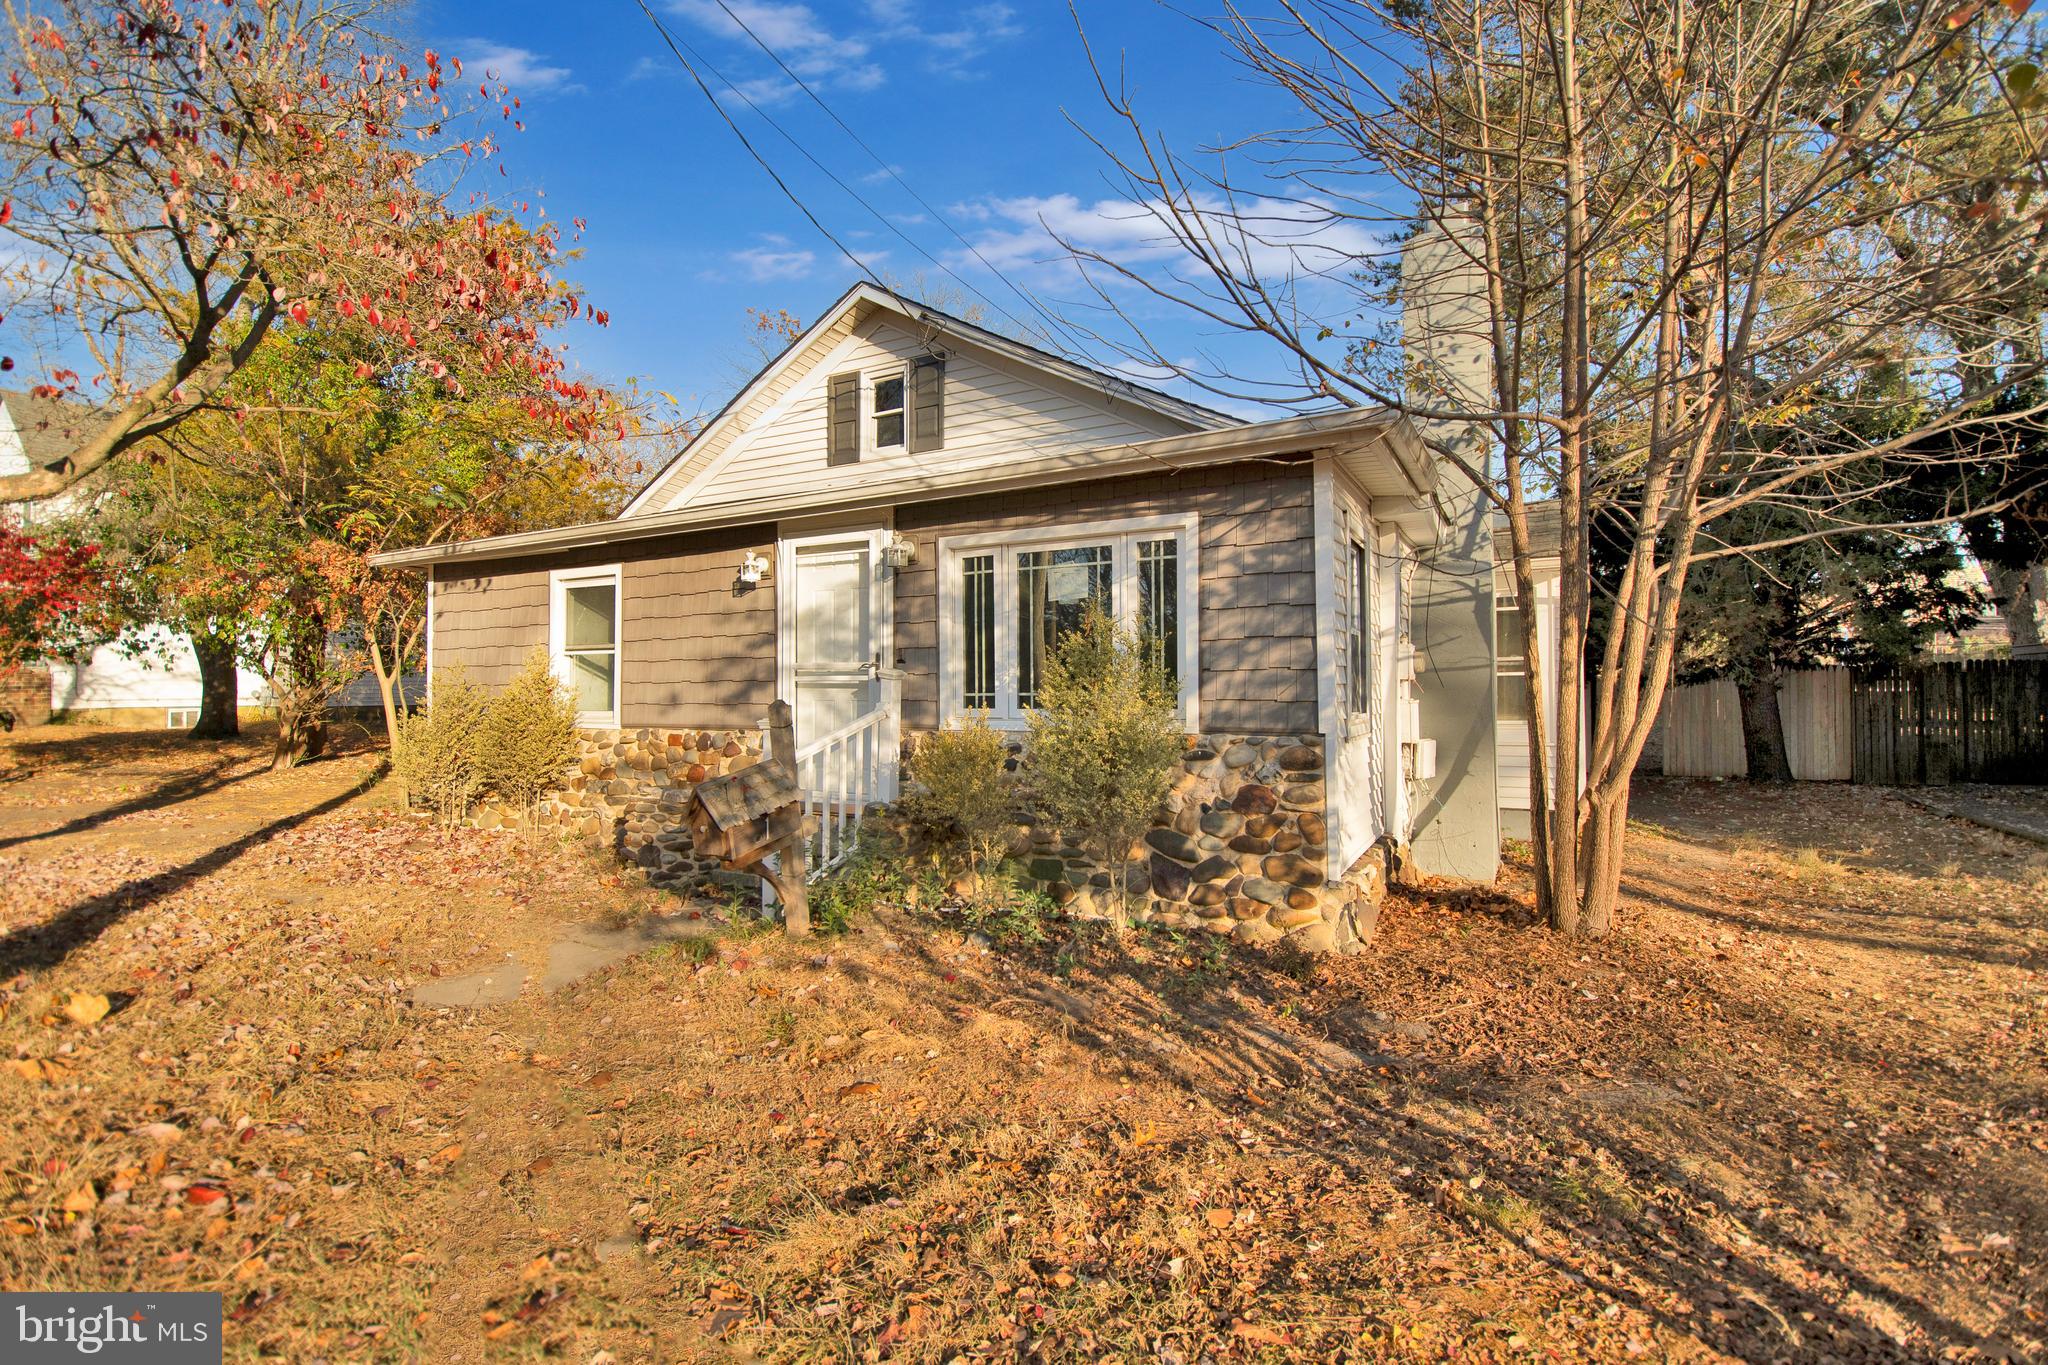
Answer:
[
  {"left": 1661, "top": 670, "right": 1852, "bottom": 781},
  {"left": 1659, "top": 660, "right": 2048, "bottom": 785},
  {"left": 1850, "top": 659, "right": 2048, "bottom": 786}
]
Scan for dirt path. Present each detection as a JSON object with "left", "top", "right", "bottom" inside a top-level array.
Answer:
[{"left": 2, "top": 730, "right": 2043, "bottom": 1363}]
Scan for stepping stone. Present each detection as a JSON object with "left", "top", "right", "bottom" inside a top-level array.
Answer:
[
  {"left": 541, "top": 917, "right": 721, "bottom": 992},
  {"left": 410, "top": 965, "right": 526, "bottom": 1009}
]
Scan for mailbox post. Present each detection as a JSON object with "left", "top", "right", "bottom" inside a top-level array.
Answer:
[{"left": 685, "top": 699, "right": 809, "bottom": 937}]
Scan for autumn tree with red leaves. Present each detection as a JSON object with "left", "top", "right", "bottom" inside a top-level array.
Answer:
[
  {"left": 0, "top": 520, "right": 112, "bottom": 688},
  {"left": 0, "top": 0, "right": 612, "bottom": 502}
]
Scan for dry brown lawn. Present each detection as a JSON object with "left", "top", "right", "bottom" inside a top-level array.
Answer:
[{"left": 1, "top": 723, "right": 2043, "bottom": 1363}]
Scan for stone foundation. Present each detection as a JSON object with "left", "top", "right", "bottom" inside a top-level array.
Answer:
[
  {"left": 472, "top": 726, "right": 765, "bottom": 891},
  {"left": 483, "top": 724, "right": 1386, "bottom": 954},
  {"left": 1016, "top": 733, "right": 1386, "bottom": 954}
]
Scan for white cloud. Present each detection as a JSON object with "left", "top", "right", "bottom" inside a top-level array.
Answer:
[
  {"left": 916, "top": 4, "right": 1023, "bottom": 75},
  {"left": 950, "top": 192, "right": 1380, "bottom": 288},
  {"left": 730, "top": 236, "right": 818, "bottom": 281},
  {"left": 666, "top": 0, "right": 1020, "bottom": 99},
  {"left": 453, "top": 40, "right": 582, "bottom": 95}
]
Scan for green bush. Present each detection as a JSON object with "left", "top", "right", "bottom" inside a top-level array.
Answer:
[
  {"left": 957, "top": 861, "right": 1055, "bottom": 944},
  {"left": 903, "top": 713, "right": 1015, "bottom": 875},
  {"left": 394, "top": 666, "right": 487, "bottom": 826},
  {"left": 1025, "top": 604, "right": 1184, "bottom": 922},
  {"left": 807, "top": 826, "right": 912, "bottom": 935},
  {"left": 475, "top": 646, "right": 582, "bottom": 819}
]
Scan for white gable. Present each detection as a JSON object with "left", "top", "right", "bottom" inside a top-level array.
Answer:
[{"left": 626, "top": 290, "right": 1219, "bottom": 518}]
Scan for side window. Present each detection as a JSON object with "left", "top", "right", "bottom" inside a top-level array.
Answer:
[
  {"left": 1347, "top": 539, "right": 1370, "bottom": 714},
  {"left": 1496, "top": 576, "right": 1529, "bottom": 724},
  {"left": 553, "top": 567, "right": 621, "bottom": 725}
]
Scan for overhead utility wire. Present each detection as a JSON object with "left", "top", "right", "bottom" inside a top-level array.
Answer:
[
  {"left": 630, "top": 0, "right": 1189, "bottom": 489},
  {"left": 636, "top": 0, "right": 1057, "bottom": 354},
  {"left": 631, "top": 0, "right": 885, "bottom": 292},
  {"left": 701, "top": 0, "right": 1115, "bottom": 369}
]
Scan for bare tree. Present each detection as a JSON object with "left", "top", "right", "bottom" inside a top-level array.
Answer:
[{"left": 1056, "top": 0, "right": 2047, "bottom": 933}]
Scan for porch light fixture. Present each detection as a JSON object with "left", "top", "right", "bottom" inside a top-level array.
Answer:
[
  {"left": 739, "top": 550, "right": 771, "bottom": 584},
  {"left": 881, "top": 532, "right": 917, "bottom": 570}
]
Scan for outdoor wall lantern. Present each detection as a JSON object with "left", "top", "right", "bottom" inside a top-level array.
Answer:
[
  {"left": 739, "top": 550, "right": 771, "bottom": 585},
  {"left": 881, "top": 532, "right": 917, "bottom": 570}
]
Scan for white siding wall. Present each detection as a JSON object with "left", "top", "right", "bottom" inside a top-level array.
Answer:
[
  {"left": 48, "top": 629, "right": 271, "bottom": 715},
  {"left": 1324, "top": 474, "right": 1382, "bottom": 875},
  {"left": 46, "top": 627, "right": 419, "bottom": 717},
  {"left": 671, "top": 318, "right": 1190, "bottom": 510}
]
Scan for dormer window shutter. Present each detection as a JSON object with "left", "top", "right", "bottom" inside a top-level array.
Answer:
[
  {"left": 908, "top": 356, "right": 945, "bottom": 455},
  {"left": 827, "top": 371, "right": 860, "bottom": 466}
]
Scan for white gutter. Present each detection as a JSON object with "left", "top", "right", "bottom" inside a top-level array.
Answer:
[{"left": 373, "top": 407, "right": 1430, "bottom": 569}]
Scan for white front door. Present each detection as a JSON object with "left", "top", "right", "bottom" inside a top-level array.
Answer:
[{"left": 790, "top": 538, "right": 878, "bottom": 744}]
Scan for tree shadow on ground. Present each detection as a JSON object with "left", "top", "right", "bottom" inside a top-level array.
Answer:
[
  {"left": 0, "top": 753, "right": 264, "bottom": 852},
  {"left": 0, "top": 760, "right": 387, "bottom": 977},
  {"left": 907, "top": 877, "right": 2025, "bottom": 1363}
]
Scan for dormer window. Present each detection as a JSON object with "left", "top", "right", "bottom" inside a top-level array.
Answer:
[
  {"left": 872, "top": 373, "right": 905, "bottom": 449},
  {"left": 827, "top": 358, "right": 942, "bottom": 466}
]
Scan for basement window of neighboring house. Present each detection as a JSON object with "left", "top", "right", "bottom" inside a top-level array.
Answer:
[
  {"left": 552, "top": 566, "right": 621, "bottom": 727},
  {"left": 1496, "top": 575, "right": 1529, "bottom": 725},
  {"left": 938, "top": 514, "right": 1200, "bottom": 729}
]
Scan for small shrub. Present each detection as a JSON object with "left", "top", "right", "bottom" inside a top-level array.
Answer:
[
  {"left": 476, "top": 646, "right": 581, "bottom": 820},
  {"left": 807, "top": 827, "right": 912, "bottom": 934},
  {"left": 904, "top": 714, "right": 1015, "bottom": 875},
  {"left": 956, "top": 861, "right": 1055, "bottom": 944},
  {"left": 393, "top": 666, "right": 487, "bottom": 826},
  {"left": 1025, "top": 604, "right": 1184, "bottom": 922}
]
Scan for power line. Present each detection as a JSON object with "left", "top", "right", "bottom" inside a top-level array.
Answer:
[
  {"left": 631, "top": 0, "right": 884, "bottom": 292},
  {"left": 699, "top": 0, "right": 1111, "bottom": 366},
  {"left": 635, "top": 0, "right": 1052, "bottom": 352},
  {"left": 628, "top": 0, "right": 1197, "bottom": 490}
]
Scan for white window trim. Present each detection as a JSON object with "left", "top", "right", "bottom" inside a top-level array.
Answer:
[
  {"left": 868, "top": 366, "right": 907, "bottom": 457},
  {"left": 424, "top": 573, "right": 436, "bottom": 707},
  {"left": 937, "top": 511, "right": 1200, "bottom": 731},
  {"left": 549, "top": 564, "right": 623, "bottom": 729}
]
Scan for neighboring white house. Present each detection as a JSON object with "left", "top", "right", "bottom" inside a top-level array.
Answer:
[
  {"left": 3, "top": 387, "right": 415, "bottom": 726},
  {"left": 45, "top": 629, "right": 273, "bottom": 728}
]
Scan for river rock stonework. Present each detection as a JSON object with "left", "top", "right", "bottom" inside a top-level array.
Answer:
[
  {"left": 1017, "top": 733, "right": 1386, "bottom": 954},
  {"left": 471, "top": 727, "right": 765, "bottom": 891}
]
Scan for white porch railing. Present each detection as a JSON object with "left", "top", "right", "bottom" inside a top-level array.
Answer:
[{"left": 781, "top": 707, "right": 890, "bottom": 877}]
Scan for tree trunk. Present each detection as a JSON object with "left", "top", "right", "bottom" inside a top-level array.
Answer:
[
  {"left": 1986, "top": 561, "right": 2045, "bottom": 654},
  {"left": 1576, "top": 783, "right": 1629, "bottom": 935},
  {"left": 273, "top": 712, "right": 328, "bottom": 770},
  {"left": 368, "top": 624, "right": 408, "bottom": 752},
  {"left": 1738, "top": 672, "right": 1795, "bottom": 782},
  {"left": 190, "top": 632, "right": 240, "bottom": 739}
]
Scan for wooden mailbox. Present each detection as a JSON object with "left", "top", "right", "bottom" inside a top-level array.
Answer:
[
  {"left": 685, "top": 762, "right": 802, "bottom": 868},
  {"left": 683, "top": 699, "right": 810, "bottom": 936}
]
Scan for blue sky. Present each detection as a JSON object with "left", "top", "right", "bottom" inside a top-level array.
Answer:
[{"left": 406, "top": 0, "right": 1387, "bottom": 421}]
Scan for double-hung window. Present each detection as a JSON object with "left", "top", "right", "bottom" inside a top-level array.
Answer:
[
  {"left": 940, "top": 514, "right": 1199, "bottom": 728},
  {"left": 551, "top": 565, "right": 621, "bottom": 727},
  {"left": 871, "top": 372, "right": 906, "bottom": 451}
]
